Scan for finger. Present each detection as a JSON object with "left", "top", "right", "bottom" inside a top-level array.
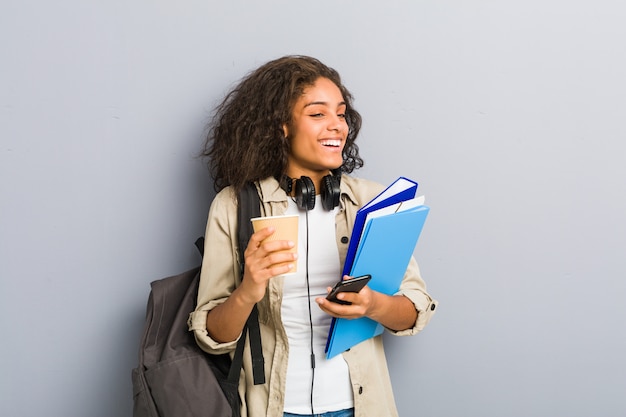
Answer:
[
  {"left": 266, "top": 262, "right": 295, "bottom": 277},
  {"left": 247, "top": 247, "right": 297, "bottom": 281},
  {"left": 316, "top": 298, "right": 361, "bottom": 319},
  {"left": 250, "top": 242, "right": 296, "bottom": 271},
  {"left": 248, "top": 231, "right": 295, "bottom": 256},
  {"left": 260, "top": 239, "right": 296, "bottom": 254},
  {"left": 247, "top": 227, "right": 276, "bottom": 252},
  {"left": 335, "top": 291, "right": 357, "bottom": 305},
  {"left": 247, "top": 245, "right": 295, "bottom": 278},
  {"left": 262, "top": 250, "right": 298, "bottom": 271}
]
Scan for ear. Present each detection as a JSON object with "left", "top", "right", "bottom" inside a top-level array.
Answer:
[{"left": 282, "top": 123, "right": 289, "bottom": 139}]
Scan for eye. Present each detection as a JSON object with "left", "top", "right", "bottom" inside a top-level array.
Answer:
[
  {"left": 338, "top": 113, "right": 346, "bottom": 119},
  {"left": 309, "top": 113, "right": 324, "bottom": 118}
]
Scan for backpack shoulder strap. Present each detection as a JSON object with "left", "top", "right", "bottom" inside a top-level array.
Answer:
[
  {"left": 230, "top": 182, "right": 265, "bottom": 385},
  {"left": 236, "top": 182, "right": 260, "bottom": 266}
]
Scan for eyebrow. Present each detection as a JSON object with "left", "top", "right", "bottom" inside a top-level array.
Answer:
[{"left": 303, "top": 101, "right": 347, "bottom": 108}]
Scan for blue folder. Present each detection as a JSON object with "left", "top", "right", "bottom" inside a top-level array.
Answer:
[
  {"left": 341, "top": 177, "right": 418, "bottom": 277},
  {"left": 325, "top": 201, "right": 430, "bottom": 359}
]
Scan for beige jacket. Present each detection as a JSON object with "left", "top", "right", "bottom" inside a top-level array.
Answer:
[{"left": 189, "top": 175, "right": 437, "bottom": 417}]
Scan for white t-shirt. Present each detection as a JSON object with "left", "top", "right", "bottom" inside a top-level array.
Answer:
[{"left": 281, "top": 195, "right": 354, "bottom": 414}]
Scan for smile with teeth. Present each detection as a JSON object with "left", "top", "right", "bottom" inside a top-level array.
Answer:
[{"left": 320, "top": 139, "right": 341, "bottom": 147}]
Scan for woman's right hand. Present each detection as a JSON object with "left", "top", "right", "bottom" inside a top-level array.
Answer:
[
  {"left": 206, "top": 226, "right": 296, "bottom": 344},
  {"left": 238, "top": 226, "right": 297, "bottom": 304}
]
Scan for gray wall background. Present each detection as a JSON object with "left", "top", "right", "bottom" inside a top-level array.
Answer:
[{"left": 2, "top": 1, "right": 625, "bottom": 416}]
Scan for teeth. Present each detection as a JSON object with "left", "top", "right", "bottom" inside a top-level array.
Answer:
[{"left": 320, "top": 140, "right": 341, "bottom": 147}]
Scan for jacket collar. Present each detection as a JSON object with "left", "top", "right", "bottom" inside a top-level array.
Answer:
[{"left": 256, "top": 177, "right": 287, "bottom": 204}]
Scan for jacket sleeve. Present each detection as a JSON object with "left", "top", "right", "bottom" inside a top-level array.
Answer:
[
  {"left": 390, "top": 256, "right": 438, "bottom": 336},
  {"left": 188, "top": 187, "right": 243, "bottom": 354}
]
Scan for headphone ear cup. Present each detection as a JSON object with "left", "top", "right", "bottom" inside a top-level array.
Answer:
[
  {"left": 321, "top": 175, "right": 341, "bottom": 210},
  {"left": 295, "top": 176, "right": 316, "bottom": 211}
]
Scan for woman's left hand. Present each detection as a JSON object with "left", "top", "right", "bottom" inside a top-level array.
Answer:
[
  {"left": 315, "top": 284, "right": 375, "bottom": 319},
  {"left": 316, "top": 279, "right": 418, "bottom": 332}
]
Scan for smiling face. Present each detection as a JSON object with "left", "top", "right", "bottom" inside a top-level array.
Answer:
[{"left": 284, "top": 77, "right": 349, "bottom": 184}]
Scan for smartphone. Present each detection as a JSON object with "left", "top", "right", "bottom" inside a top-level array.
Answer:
[{"left": 326, "top": 275, "right": 372, "bottom": 305}]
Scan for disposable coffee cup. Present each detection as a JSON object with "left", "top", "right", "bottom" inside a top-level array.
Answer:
[{"left": 250, "top": 214, "right": 299, "bottom": 274}]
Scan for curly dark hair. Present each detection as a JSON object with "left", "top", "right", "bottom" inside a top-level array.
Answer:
[{"left": 202, "top": 55, "right": 364, "bottom": 193}]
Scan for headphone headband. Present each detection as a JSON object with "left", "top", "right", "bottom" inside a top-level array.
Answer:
[{"left": 279, "top": 174, "right": 341, "bottom": 211}]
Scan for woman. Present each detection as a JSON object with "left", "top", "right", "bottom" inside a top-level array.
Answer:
[{"left": 190, "top": 55, "right": 437, "bottom": 417}]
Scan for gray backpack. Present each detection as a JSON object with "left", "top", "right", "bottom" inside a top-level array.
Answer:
[{"left": 132, "top": 184, "right": 265, "bottom": 417}]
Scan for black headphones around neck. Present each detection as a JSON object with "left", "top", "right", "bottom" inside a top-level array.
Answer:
[{"left": 279, "top": 173, "right": 341, "bottom": 211}]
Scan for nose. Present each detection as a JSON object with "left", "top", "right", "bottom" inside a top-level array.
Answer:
[{"left": 327, "top": 114, "right": 346, "bottom": 132}]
